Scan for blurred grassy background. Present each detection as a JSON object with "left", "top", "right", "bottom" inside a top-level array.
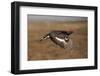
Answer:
[{"left": 28, "top": 21, "right": 88, "bottom": 60}]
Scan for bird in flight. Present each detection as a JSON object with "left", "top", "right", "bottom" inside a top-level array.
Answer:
[{"left": 40, "top": 30, "right": 73, "bottom": 49}]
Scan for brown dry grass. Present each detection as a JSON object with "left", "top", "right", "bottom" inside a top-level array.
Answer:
[{"left": 28, "top": 21, "right": 88, "bottom": 60}]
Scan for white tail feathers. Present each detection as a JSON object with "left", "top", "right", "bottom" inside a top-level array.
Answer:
[{"left": 40, "top": 35, "right": 50, "bottom": 41}]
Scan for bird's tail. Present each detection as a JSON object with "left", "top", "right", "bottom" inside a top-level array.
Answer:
[{"left": 40, "top": 34, "right": 50, "bottom": 41}]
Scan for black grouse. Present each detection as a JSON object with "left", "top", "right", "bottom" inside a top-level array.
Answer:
[{"left": 40, "top": 30, "right": 73, "bottom": 48}]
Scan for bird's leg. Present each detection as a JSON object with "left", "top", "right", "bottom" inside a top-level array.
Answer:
[
  {"left": 65, "top": 36, "right": 69, "bottom": 42},
  {"left": 64, "top": 36, "right": 73, "bottom": 49}
]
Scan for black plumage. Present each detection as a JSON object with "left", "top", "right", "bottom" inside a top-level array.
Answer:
[{"left": 40, "top": 30, "right": 73, "bottom": 48}]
